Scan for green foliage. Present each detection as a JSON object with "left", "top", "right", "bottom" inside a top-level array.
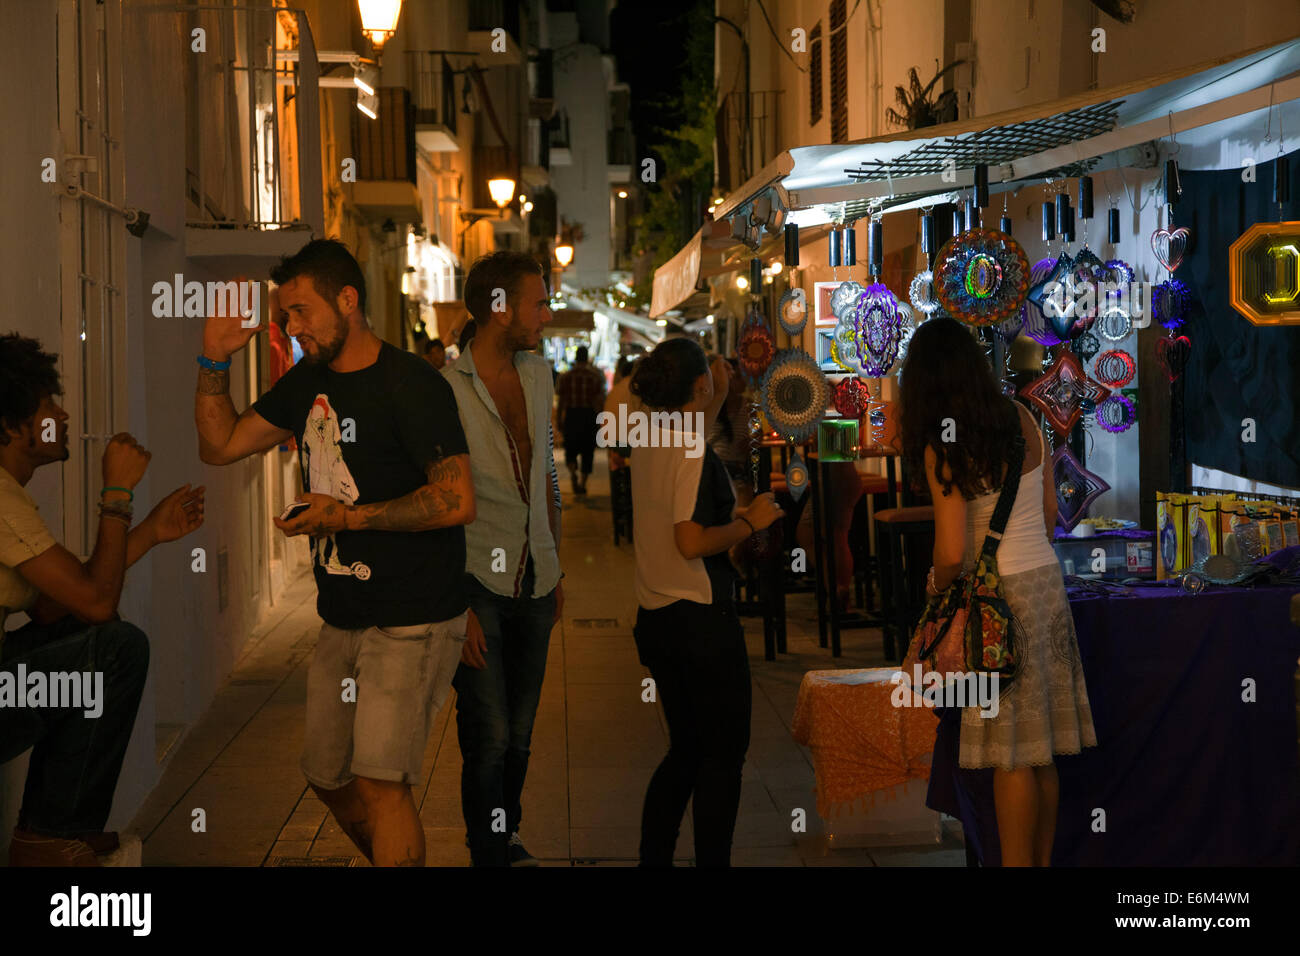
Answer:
[{"left": 630, "top": 1, "right": 715, "bottom": 306}]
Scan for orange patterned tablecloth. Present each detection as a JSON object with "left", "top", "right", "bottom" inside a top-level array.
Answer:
[{"left": 791, "top": 668, "right": 939, "bottom": 817}]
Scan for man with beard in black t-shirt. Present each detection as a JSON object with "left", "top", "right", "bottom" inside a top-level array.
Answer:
[{"left": 194, "top": 239, "right": 475, "bottom": 867}]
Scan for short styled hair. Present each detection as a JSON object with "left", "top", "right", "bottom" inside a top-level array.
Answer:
[
  {"left": 0, "top": 334, "right": 62, "bottom": 445},
  {"left": 426, "top": 338, "right": 445, "bottom": 354},
  {"left": 270, "top": 238, "right": 367, "bottom": 314},
  {"left": 575, "top": 345, "right": 589, "bottom": 364},
  {"left": 462, "top": 251, "right": 543, "bottom": 323}
]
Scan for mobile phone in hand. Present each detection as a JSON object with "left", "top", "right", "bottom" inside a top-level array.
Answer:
[{"left": 280, "top": 501, "right": 311, "bottom": 522}]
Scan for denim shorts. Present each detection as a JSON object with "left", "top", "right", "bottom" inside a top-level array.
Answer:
[{"left": 301, "top": 613, "right": 468, "bottom": 790}]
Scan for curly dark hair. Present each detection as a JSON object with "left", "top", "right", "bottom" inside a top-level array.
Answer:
[
  {"left": 630, "top": 337, "right": 709, "bottom": 410},
  {"left": 0, "top": 334, "right": 62, "bottom": 446},
  {"left": 897, "top": 316, "right": 1021, "bottom": 499}
]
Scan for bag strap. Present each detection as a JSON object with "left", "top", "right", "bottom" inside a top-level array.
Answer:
[{"left": 979, "top": 435, "right": 1028, "bottom": 559}]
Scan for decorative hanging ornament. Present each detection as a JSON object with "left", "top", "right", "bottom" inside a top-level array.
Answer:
[
  {"left": 777, "top": 288, "right": 808, "bottom": 336},
  {"left": 1093, "top": 349, "right": 1136, "bottom": 388},
  {"left": 761, "top": 349, "right": 830, "bottom": 443},
  {"left": 894, "top": 302, "right": 917, "bottom": 367},
  {"left": 1151, "top": 226, "right": 1191, "bottom": 273},
  {"left": 908, "top": 270, "right": 943, "bottom": 316},
  {"left": 1022, "top": 254, "right": 1073, "bottom": 346},
  {"left": 784, "top": 451, "right": 810, "bottom": 503},
  {"left": 849, "top": 283, "right": 903, "bottom": 377},
  {"left": 1073, "top": 331, "right": 1101, "bottom": 363},
  {"left": 1156, "top": 334, "right": 1192, "bottom": 383},
  {"left": 1071, "top": 246, "right": 1108, "bottom": 285},
  {"left": 1104, "top": 259, "right": 1135, "bottom": 290},
  {"left": 830, "top": 280, "right": 865, "bottom": 319},
  {"left": 1053, "top": 445, "right": 1111, "bottom": 532},
  {"left": 832, "top": 376, "right": 870, "bottom": 417},
  {"left": 1095, "top": 300, "right": 1133, "bottom": 342},
  {"left": 933, "top": 228, "right": 1032, "bottom": 326},
  {"left": 1018, "top": 349, "right": 1111, "bottom": 434},
  {"left": 737, "top": 311, "right": 776, "bottom": 385},
  {"left": 1096, "top": 394, "right": 1137, "bottom": 433},
  {"left": 1152, "top": 278, "right": 1192, "bottom": 330}
]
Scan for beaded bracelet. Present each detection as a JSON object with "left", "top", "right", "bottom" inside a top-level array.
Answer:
[
  {"left": 101, "top": 486, "right": 133, "bottom": 501},
  {"left": 98, "top": 504, "right": 132, "bottom": 524}
]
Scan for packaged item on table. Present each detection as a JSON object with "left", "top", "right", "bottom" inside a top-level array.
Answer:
[
  {"left": 1156, "top": 492, "right": 1191, "bottom": 580},
  {"left": 1261, "top": 516, "right": 1286, "bottom": 554},
  {"left": 1188, "top": 498, "right": 1214, "bottom": 565},
  {"left": 1283, "top": 515, "right": 1300, "bottom": 548},
  {"left": 1195, "top": 494, "right": 1236, "bottom": 556}
]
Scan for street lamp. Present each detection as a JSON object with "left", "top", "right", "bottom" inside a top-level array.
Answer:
[
  {"left": 555, "top": 243, "right": 575, "bottom": 268},
  {"left": 358, "top": 0, "right": 403, "bottom": 49},
  {"left": 488, "top": 176, "right": 516, "bottom": 209}
]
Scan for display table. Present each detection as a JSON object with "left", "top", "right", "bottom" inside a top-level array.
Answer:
[
  {"left": 925, "top": 582, "right": 1300, "bottom": 865},
  {"left": 791, "top": 668, "right": 937, "bottom": 816}
]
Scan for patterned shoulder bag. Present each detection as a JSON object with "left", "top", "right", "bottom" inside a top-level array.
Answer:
[{"left": 903, "top": 435, "right": 1027, "bottom": 687}]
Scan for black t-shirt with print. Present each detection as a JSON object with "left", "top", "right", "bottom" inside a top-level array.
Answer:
[
  {"left": 253, "top": 342, "right": 469, "bottom": 629},
  {"left": 691, "top": 446, "right": 739, "bottom": 606}
]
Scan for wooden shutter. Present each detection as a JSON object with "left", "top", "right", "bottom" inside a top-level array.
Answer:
[
  {"left": 829, "top": 0, "right": 847, "bottom": 142},
  {"left": 809, "top": 23, "right": 822, "bottom": 126}
]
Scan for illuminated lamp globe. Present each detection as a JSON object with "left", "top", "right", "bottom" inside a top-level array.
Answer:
[
  {"left": 358, "top": 0, "right": 403, "bottom": 48},
  {"left": 555, "top": 244, "right": 575, "bottom": 268},
  {"left": 488, "top": 177, "right": 516, "bottom": 209}
]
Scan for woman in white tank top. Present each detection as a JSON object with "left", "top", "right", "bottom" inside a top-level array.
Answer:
[{"left": 898, "top": 317, "right": 1097, "bottom": 866}]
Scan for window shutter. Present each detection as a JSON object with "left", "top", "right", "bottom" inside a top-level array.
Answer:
[
  {"left": 829, "top": 0, "right": 848, "bottom": 141},
  {"left": 809, "top": 23, "right": 822, "bottom": 126}
]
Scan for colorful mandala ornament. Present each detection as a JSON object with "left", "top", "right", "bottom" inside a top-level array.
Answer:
[
  {"left": 737, "top": 311, "right": 776, "bottom": 385},
  {"left": 908, "top": 270, "right": 943, "bottom": 316},
  {"left": 1093, "top": 349, "right": 1135, "bottom": 388},
  {"left": 761, "top": 348, "right": 830, "bottom": 444},
  {"left": 1018, "top": 350, "right": 1111, "bottom": 434},
  {"left": 933, "top": 228, "right": 1031, "bottom": 326},
  {"left": 849, "top": 283, "right": 903, "bottom": 377},
  {"left": 1096, "top": 394, "right": 1137, "bottom": 433},
  {"left": 1104, "top": 259, "right": 1135, "bottom": 290},
  {"left": 785, "top": 451, "right": 810, "bottom": 503},
  {"left": 1152, "top": 278, "right": 1191, "bottom": 330},
  {"left": 1053, "top": 444, "right": 1110, "bottom": 532},
  {"left": 832, "top": 376, "right": 870, "bottom": 417},
  {"left": 1021, "top": 255, "right": 1072, "bottom": 346},
  {"left": 777, "top": 289, "right": 808, "bottom": 336}
]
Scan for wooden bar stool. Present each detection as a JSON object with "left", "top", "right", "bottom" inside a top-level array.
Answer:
[{"left": 873, "top": 505, "right": 935, "bottom": 661}]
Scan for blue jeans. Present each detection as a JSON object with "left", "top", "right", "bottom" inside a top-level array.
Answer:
[
  {"left": 0, "top": 617, "right": 149, "bottom": 837},
  {"left": 452, "top": 566, "right": 556, "bottom": 866}
]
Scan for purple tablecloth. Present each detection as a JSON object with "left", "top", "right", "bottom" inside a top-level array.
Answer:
[{"left": 926, "top": 582, "right": 1300, "bottom": 865}]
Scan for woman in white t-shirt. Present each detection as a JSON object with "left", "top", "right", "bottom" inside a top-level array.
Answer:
[
  {"left": 628, "top": 337, "right": 782, "bottom": 867},
  {"left": 898, "top": 316, "right": 1096, "bottom": 867}
]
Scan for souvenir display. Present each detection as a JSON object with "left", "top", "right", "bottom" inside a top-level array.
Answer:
[
  {"left": 761, "top": 348, "right": 830, "bottom": 444},
  {"left": 1151, "top": 225, "right": 1190, "bottom": 273},
  {"left": 1152, "top": 277, "right": 1192, "bottom": 330},
  {"left": 933, "top": 228, "right": 1032, "bottom": 326},
  {"left": 1228, "top": 220, "right": 1300, "bottom": 326},
  {"left": 908, "top": 270, "right": 943, "bottom": 316},
  {"left": 778, "top": 288, "right": 809, "bottom": 336},
  {"left": 1019, "top": 349, "right": 1111, "bottom": 435},
  {"left": 1096, "top": 393, "right": 1137, "bottom": 433},
  {"left": 737, "top": 311, "right": 777, "bottom": 385},
  {"left": 1053, "top": 444, "right": 1111, "bottom": 532},
  {"left": 1093, "top": 349, "right": 1136, "bottom": 388}
]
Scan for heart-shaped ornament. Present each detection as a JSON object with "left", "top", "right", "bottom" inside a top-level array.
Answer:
[
  {"left": 1156, "top": 334, "right": 1191, "bottom": 383},
  {"left": 1151, "top": 226, "right": 1190, "bottom": 273}
]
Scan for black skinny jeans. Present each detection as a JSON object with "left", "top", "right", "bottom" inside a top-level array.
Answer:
[{"left": 633, "top": 598, "right": 751, "bottom": 867}]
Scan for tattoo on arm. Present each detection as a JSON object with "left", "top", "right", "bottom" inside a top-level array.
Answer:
[
  {"left": 346, "top": 456, "right": 469, "bottom": 532},
  {"left": 196, "top": 366, "right": 231, "bottom": 395}
]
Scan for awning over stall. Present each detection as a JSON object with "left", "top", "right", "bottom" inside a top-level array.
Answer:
[{"left": 649, "top": 219, "right": 748, "bottom": 318}]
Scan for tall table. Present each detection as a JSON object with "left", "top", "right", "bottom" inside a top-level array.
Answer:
[{"left": 926, "top": 582, "right": 1300, "bottom": 865}]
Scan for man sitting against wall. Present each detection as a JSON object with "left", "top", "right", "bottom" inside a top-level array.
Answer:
[{"left": 0, "top": 334, "right": 205, "bottom": 866}]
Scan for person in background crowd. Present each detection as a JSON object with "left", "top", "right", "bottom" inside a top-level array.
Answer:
[
  {"left": 443, "top": 250, "right": 564, "bottom": 867},
  {"left": 627, "top": 337, "right": 782, "bottom": 867},
  {"left": 0, "top": 334, "right": 205, "bottom": 866},
  {"left": 424, "top": 338, "right": 447, "bottom": 371},
  {"left": 898, "top": 316, "right": 1096, "bottom": 867},
  {"left": 603, "top": 355, "right": 639, "bottom": 469},
  {"left": 706, "top": 358, "right": 751, "bottom": 493},
  {"left": 555, "top": 345, "right": 606, "bottom": 495},
  {"left": 195, "top": 238, "right": 476, "bottom": 868}
]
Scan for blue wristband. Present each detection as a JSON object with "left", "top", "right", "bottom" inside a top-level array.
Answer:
[{"left": 197, "top": 354, "right": 232, "bottom": 371}]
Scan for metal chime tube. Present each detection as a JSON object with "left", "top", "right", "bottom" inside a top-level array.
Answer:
[
  {"left": 1000, "top": 214, "right": 1013, "bottom": 235},
  {"left": 1078, "top": 176, "right": 1094, "bottom": 220},
  {"left": 828, "top": 228, "right": 842, "bottom": 268},
  {"left": 921, "top": 211, "right": 936, "bottom": 258},
  {"left": 953, "top": 206, "right": 965, "bottom": 236},
  {"left": 965, "top": 199, "right": 980, "bottom": 230},
  {"left": 974, "top": 164, "right": 989, "bottom": 208},
  {"left": 1064, "top": 202, "right": 1076, "bottom": 243},
  {"left": 1275, "top": 155, "right": 1291, "bottom": 205},
  {"left": 1042, "top": 202, "right": 1056, "bottom": 241},
  {"left": 868, "top": 220, "right": 883, "bottom": 277},
  {"left": 1108, "top": 207, "right": 1120, "bottom": 244},
  {"left": 843, "top": 224, "right": 857, "bottom": 266},
  {"left": 1055, "top": 193, "right": 1070, "bottom": 237},
  {"left": 750, "top": 257, "right": 762, "bottom": 290},
  {"left": 1165, "top": 159, "right": 1181, "bottom": 207},
  {"left": 784, "top": 222, "right": 800, "bottom": 267}
]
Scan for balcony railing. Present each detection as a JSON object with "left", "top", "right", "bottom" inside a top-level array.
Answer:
[
  {"left": 716, "top": 90, "right": 782, "bottom": 195},
  {"left": 405, "top": 52, "right": 458, "bottom": 139}
]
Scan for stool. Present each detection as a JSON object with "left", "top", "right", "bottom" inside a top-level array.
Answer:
[
  {"left": 610, "top": 466, "right": 633, "bottom": 545},
  {"left": 873, "top": 506, "right": 935, "bottom": 661},
  {"left": 851, "top": 474, "right": 892, "bottom": 611}
]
